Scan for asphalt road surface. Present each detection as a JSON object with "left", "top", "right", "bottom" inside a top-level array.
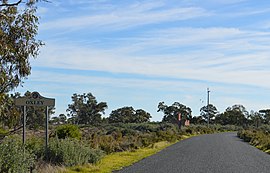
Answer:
[{"left": 116, "top": 132, "right": 270, "bottom": 173}]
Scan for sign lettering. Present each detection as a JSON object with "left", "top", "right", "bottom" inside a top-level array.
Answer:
[
  {"left": 15, "top": 92, "right": 55, "bottom": 107},
  {"left": 25, "top": 100, "right": 44, "bottom": 106}
]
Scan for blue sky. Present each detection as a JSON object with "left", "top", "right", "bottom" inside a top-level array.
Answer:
[{"left": 15, "top": 0, "right": 270, "bottom": 121}]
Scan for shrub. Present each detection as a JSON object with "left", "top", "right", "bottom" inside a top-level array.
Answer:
[
  {"left": 238, "top": 130, "right": 254, "bottom": 142},
  {"left": 47, "top": 138, "right": 104, "bottom": 166},
  {"left": 0, "top": 137, "right": 35, "bottom": 173},
  {"left": 238, "top": 128, "right": 270, "bottom": 152},
  {"left": 26, "top": 137, "right": 45, "bottom": 160},
  {"left": 54, "top": 124, "right": 82, "bottom": 139},
  {"left": 0, "top": 128, "right": 8, "bottom": 140}
]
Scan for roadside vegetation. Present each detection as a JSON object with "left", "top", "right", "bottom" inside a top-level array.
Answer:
[
  {"left": 0, "top": 123, "right": 238, "bottom": 173},
  {"left": 1, "top": 1, "right": 270, "bottom": 172},
  {"left": 237, "top": 125, "right": 270, "bottom": 154},
  {"left": 0, "top": 91, "right": 269, "bottom": 172}
]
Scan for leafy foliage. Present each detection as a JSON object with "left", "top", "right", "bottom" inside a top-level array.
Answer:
[
  {"left": 238, "top": 128, "right": 270, "bottom": 153},
  {"left": 53, "top": 124, "right": 82, "bottom": 139},
  {"left": 0, "top": 137, "right": 35, "bottom": 173},
  {"left": 0, "top": 93, "right": 21, "bottom": 129},
  {"left": 50, "top": 114, "right": 67, "bottom": 125},
  {"left": 67, "top": 93, "right": 108, "bottom": 125},
  {"left": 158, "top": 102, "right": 192, "bottom": 125},
  {"left": 200, "top": 104, "right": 218, "bottom": 123},
  {"left": 248, "top": 111, "right": 263, "bottom": 128},
  {"left": 47, "top": 138, "right": 104, "bottom": 166},
  {"left": 259, "top": 109, "right": 270, "bottom": 124},
  {"left": 215, "top": 104, "right": 248, "bottom": 126},
  {"left": 0, "top": 0, "right": 43, "bottom": 96},
  {"left": 82, "top": 123, "right": 232, "bottom": 154},
  {"left": 108, "top": 106, "right": 151, "bottom": 123}
]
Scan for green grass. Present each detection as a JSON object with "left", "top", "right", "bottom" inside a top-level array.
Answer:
[{"left": 61, "top": 141, "right": 176, "bottom": 173}]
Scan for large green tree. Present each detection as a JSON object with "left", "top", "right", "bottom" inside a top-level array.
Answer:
[
  {"left": 67, "top": 93, "right": 108, "bottom": 125},
  {"left": 259, "top": 109, "right": 270, "bottom": 124},
  {"left": 248, "top": 110, "right": 263, "bottom": 127},
  {"left": 157, "top": 102, "right": 192, "bottom": 126},
  {"left": 200, "top": 104, "right": 218, "bottom": 123},
  {"left": 0, "top": 0, "right": 43, "bottom": 101},
  {"left": 215, "top": 104, "right": 248, "bottom": 126},
  {"left": 108, "top": 106, "right": 151, "bottom": 123}
]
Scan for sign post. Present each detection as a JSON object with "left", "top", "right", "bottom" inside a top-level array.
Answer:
[
  {"left": 15, "top": 92, "right": 55, "bottom": 151},
  {"left": 46, "top": 106, "right": 49, "bottom": 149},
  {"left": 23, "top": 106, "right": 26, "bottom": 144}
]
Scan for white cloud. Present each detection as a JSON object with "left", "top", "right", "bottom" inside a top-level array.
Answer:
[
  {"left": 34, "top": 25, "right": 270, "bottom": 90},
  {"left": 40, "top": 3, "right": 209, "bottom": 31},
  {"left": 26, "top": 0, "right": 270, "bottom": 120}
]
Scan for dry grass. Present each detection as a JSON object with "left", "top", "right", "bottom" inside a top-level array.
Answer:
[
  {"left": 59, "top": 141, "right": 173, "bottom": 173},
  {"left": 35, "top": 161, "right": 67, "bottom": 173}
]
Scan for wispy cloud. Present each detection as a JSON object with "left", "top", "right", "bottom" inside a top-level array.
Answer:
[
  {"left": 41, "top": 2, "right": 210, "bottom": 31},
  {"left": 33, "top": 26, "right": 270, "bottom": 90},
  {"left": 27, "top": 0, "right": 270, "bottom": 119}
]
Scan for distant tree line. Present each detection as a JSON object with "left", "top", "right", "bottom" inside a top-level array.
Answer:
[{"left": 1, "top": 91, "right": 270, "bottom": 130}]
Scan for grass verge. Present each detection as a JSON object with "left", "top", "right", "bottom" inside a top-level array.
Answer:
[{"left": 61, "top": 140, "right": 182, "bottom": 173}]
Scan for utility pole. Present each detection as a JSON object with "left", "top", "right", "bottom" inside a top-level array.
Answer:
[{"left": 207, "top": 88, "right": 210, "bottom": 127}]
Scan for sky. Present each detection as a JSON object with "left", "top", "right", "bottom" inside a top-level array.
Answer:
[{"left": 15, "top": 0, "right": 270, "bottom": 121}]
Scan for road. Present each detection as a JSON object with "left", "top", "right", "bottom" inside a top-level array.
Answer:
[{"left": 116, "top": 132, "right": 270, "bottom": 173}]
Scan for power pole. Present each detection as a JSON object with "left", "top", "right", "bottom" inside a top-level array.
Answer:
[{"left": 207, "top": 88, "right": 210, "bottom": 127}]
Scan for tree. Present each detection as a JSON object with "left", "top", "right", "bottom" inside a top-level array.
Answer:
[
  {"left": 67, "top": 93, "right": 108, "bottom": 125},
  {"left": 59, "top": 113, "right": 67, "bottom": 124},
  {"left": 190, "top": 116, "right": 205, "bottom": 124},
  {"left": 157, "top": 102, "right": 192, "bottom": 126},
  {"left": 49, "top": 114, "right": 66, "bottom": 125},
  {"left": 215, "top": 104, "right": 248, "bottom": 126},
  {"left": 108, "top": 107, "right": 151, "bottom": 123},
  {"left": 0, "top": 0, "right": 43, "bottom": 101},
  {"left": 200, "top": 104, "right": 218, "bottom": 123},
  {"left": 0, "top": 92, "right": 21, "bottom": 129},
  {"left": 135, "top": 109, "right": 152, "bottom": 123},
  {"left": 49, "top": 116, "right": 60, "bottom": 125},
  {"left": 248, "top": 110, "right": 263, "bottom": 127},
  {"left": 259, "top": 109, "right": 270, "bottom": 124}
]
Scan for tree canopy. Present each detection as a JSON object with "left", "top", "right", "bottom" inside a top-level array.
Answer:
[
  {"left": 259, "top": 109, "right": 270, "bottom": 124},
  {"left": 0, "top": 0, "right": 43, "bottom": 101},
  {"left": 108, "top": 106, "right": 151, "bottom": 123},
  {"left": 0, "top": 92, "right": 21, "bottom": 129},
  {"left": 215, "top": 104, "right": 248, "bottom": 126},
  {"left": 200, "top": 104, "right": 218, "bottom": 123},
  {"left": 157, "top": 102, "right": 192, "bottom": 125},
  {"left": 67, "top": 93, "right": 108, "bottom": 125}
]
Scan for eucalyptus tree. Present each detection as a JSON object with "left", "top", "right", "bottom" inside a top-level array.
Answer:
[
  {"left": 0, "top": 0, "right": 44, "bottom": 101},
  {"left": 215, "top": 104, "right": 248, "bottom": 126},
  {"left": 248, "top": 110, "right": 263, "bottom": 127},
  {"left": 0, "top": 92, "right": 21, "bottom": 129},
  {"left": 108, "top": 107, "right": 151, "bottom": 123},
  {"left": 158, "top": 102, "right": 192, "bottom": 127},
  {"left": 200, "top": 104, "right": 218, "bottom": 123},
  {"left": 259, "top": 109, "right": 270, "bottom": 124},
  {"left": 67, "top": 93, "right": 108, "bottom": 125}
]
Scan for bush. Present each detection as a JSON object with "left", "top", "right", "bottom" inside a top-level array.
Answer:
[
  {"left": 0, "top": 137, "right": 35, "bottom": 173},
  {"left": 54, "top": 124, "right": 82, "bottom": 139},
  {"left": 238, "top": 129, "right": 270, "bottom": 152},
  {"left": 25, "top": 137, "right": 45, "bottom": 160},
  {"left": 47, "top": 138, "right": 104, "bottom": 166},
  {"left": 0, "top": 128, "right": 8, "bottom": 140}
]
